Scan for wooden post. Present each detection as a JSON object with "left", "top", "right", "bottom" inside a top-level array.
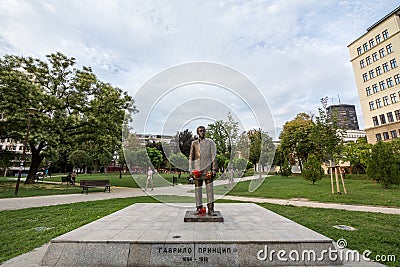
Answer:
[
  {"left": 330, "top": 161, "right": 335, "bottom": 194},
  {"left": 334, "top": 167, "right": 341, "bottom": 194},
  {"left": 340, "top": 168, "right": 347, "bottom": 194}
]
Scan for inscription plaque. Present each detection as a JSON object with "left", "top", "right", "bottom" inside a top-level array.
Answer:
[{"left": 150, "top": 243, "right": 238, "bottom": 266}]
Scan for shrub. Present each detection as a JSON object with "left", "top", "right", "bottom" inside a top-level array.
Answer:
[
  {"left": 366, "top": 141, "right": 400, "bottom": 188},
  {"left": 302, "top": 154, "right": 324, "bottom": 184}
]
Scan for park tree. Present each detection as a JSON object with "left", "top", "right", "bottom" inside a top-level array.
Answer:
[
  {"left": 206, "top": 120, "right": 228, "bottom": 156},
  {"left": 248, "top": 129, "right": 275, "bottom": 172},
  {"left": 366, "top": 141, "right": 400, "bottom": 188},
  {"left": 302, "top": 154, "right": 324, "bottom": 184},
  {"left": 216, "top": 154, "right": 229, "bottom": 173},
  {"left": 339, "top": 137, "right": 372, "bottom": 174},
  {"left": 273, "top": 145, "right": 291, "bottom": 177},
  {"left": 236, "top": 131, "right": 250, "bottom": 159},
  {"left": 0, "top": 151, "right": 17, "bottom": 176},
  {"left": 311, "top": 107, "right": 343, "bottom": 163},
  {"left": 223, "top": 112, "right": 240, "bottom": 156},
  {"left": 174, "top": 129, "right": 194, "bottom": 157},
  {"left": 146, "top": 147, "right": 163, "bottom": 169},
  {"left": 206, "top": 113, "right": 240, "bottom": 159},
  {"left": 233, "top": 158, "right": 248, "bottom": 174},
  {"left": 0, "top": 52, "right": 136, "bottom": 183},
  {"left": 146, "top": 141, "right": 168, "bottom": 169},
  {"left": 68, "top": 149, "right": 92, "bottom": 173},
  {"left": 279, "top": 113, "right": 314, "bottom": 172},
  {"left": 169, "top": 152, "right": 188, "bottom": 177}
]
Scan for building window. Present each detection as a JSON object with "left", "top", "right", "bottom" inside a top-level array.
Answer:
[
  {"left": 379, "top": 114, "right": 386, "bottom": 124},
  {"left": 372, "top": 52, "right": 378, "bottom": 62},
  {"left": 372, "top": 84, "right": 379, "bottom": 93},
  {"left": 366, "top": 87, "right": 372, "bottom": 96},
  {"left": 375, "top": 66, "right": 382, "bottom": 75},
  {"left": 391, "top": 93, "right": 398, "bottom": 103},
  {"left": 382, "top": 29, "right": 389, "bottom": 40},
  {"left": 383, "top": 96, "right": 390, "bottom": 106},
  {"left": 395, "top": 74, "right": 400, "bottom": 85},
  {"left": 376, "top": 133, "right": 382, "bottom": 141},
  {"left": 383, "top": 132, "right": 389, "bottom": 140},
  {"left": 390, "top": 58, "right": 397, "bottom": 69},
  {"left": 363, "top": 43, "right": 368, "bottom": 52},
  {"left": 363, "top": 73, "right": 368, "bottom": 82},
  {"left": 376, "top": 99, "right": 383, "bottom": 109},
  {"left": 360, "top": 60, "right": 365, "bottom": 68},
  {"left": 387, "top": 77, "right": 394, "bottom": 88},
  {"left": 369, "top": 101, "right": 375, "bottom": 110},
  {"left": 387, "top": 112, "right": 394, "bottom": 122},
  {"left": 379, "top": 48, "right": 386, "bottom": 58},
  {"left": 372, "top": 116, "right": 379, "bottom": 126},
  {"left": 383, "top": 62, "right": 389, "bottom": 72},
  {"left": 366, "top": 56, "right": 371, "bottom": 65},
  {"left": 395, "top": 110, "right": 400, "bottom": 121},
  {"left": 386, "top": 43, "right": 393, "bottom": 54},
  {"left": 379, "top": 81, "right": 386, "bottom": 90},
  {"left": 390, "top": 130, "right": 397, "bottom": 138},
  {"left": 369, "top": 70, "right": 375, "bottom": 79},
  {"left": 369, "top": 39, "right": 375, "bottom": 48},
  {"left": 376, "top": 34, "right": 381, "bottom": 43},
  {"left": 357, "top": 47, "right": 362, "bottom": 55}
]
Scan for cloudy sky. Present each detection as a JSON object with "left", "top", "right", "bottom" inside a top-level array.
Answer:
[{"left": 1, "top": 0, "right": 400, "bottom": 139}]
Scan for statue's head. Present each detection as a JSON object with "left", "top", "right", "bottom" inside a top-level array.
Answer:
[{"left": 197, "top": 126, "right": 206, "bottom": 139}]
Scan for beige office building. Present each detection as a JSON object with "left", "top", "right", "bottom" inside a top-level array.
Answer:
[{"left": 348, "top": 7, "right": 400, "bottom": 144}]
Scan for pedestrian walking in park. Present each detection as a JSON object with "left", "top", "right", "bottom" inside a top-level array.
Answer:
[{"left": 146, "top": 167, "right": 154, "bottom": 190}]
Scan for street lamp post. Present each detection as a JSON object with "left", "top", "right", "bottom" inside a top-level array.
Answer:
[{"left": 14, "top": 108, "right": 37, "bottom": 196}]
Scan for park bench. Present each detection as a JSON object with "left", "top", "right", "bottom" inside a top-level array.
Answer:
[{"left": 80, "top": 179, "right": 111, "bottom": 194}]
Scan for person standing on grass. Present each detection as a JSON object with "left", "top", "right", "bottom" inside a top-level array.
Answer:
[
  {"left": 71, "top": 171, "right": 77, "bottom": 185},
  {"left": 146, "top": 166, "right": 154, "bottom": 190}
]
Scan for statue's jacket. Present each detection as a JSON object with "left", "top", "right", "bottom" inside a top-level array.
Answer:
[{"left": 189, "top": 138, "right": 218, "bottom": 174}]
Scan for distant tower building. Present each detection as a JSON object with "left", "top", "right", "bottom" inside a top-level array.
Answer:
[
  {"left": 348, "top": 7, "right": 400, "bottom": 144},
  {"left": 326, "top": 104, "right": 360, "bottom": 130}
]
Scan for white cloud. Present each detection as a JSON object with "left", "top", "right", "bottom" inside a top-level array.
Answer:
[{"left": 1, "top": 0, "right": 399, "bottom": 139}]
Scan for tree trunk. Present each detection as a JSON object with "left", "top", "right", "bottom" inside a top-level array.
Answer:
[
  {"left": 25, "top": 143, "right": 45, "bottom": 184},
  {"left": 298, "top": 158, "right": 303, "bottom": 173}
]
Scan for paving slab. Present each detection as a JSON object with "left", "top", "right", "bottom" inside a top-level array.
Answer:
[{"left": 37, "top": 203, "right": 344, "bottom": 266}]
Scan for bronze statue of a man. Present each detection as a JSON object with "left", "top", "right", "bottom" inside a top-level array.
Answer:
[{"left": 189, "top": 126, "right": 218, "bottom": 216}]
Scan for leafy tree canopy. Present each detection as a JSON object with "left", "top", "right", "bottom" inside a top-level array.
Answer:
[{"left": 0, "top": 52, "right": 136, "bottom": 183}]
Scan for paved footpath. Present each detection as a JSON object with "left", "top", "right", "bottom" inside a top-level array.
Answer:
[{"left": 1, "top": 176, "right": 399, "bottom": 214}]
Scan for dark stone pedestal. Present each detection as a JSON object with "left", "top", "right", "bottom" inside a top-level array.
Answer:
[{"left": 184, "top": 211, "right": 224, "bottom": 222}]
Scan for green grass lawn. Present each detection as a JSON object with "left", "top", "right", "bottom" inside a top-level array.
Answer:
[
  {"left": 0, "top": 172, "right": 191, "bottom": 198},
  {"left": 0, "top": 196, "right": 398, "bottom": 266},
  {"left": 215, "top": 175, "right": 400, "bottom": 208},
  {"left": 45, "top": 172, "right": 193, "bottom": 187},
  {"left": 0, "top": 179, "right": 83, "bottom": 198}
]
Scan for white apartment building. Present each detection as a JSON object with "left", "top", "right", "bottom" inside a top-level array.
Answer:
[{"left": 348, "top": 6, "right": 400, "bottom": 144}]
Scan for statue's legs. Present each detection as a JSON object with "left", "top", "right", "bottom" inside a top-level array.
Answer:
[
  {"left": 205, "top": 178, "right": 214, "bottom": 204},
  {"left": 194, "top": 179, "right": 203, "bottom": 214},
  {"left": 205, "top": 179, "right": 217, "bottom": 216}
]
